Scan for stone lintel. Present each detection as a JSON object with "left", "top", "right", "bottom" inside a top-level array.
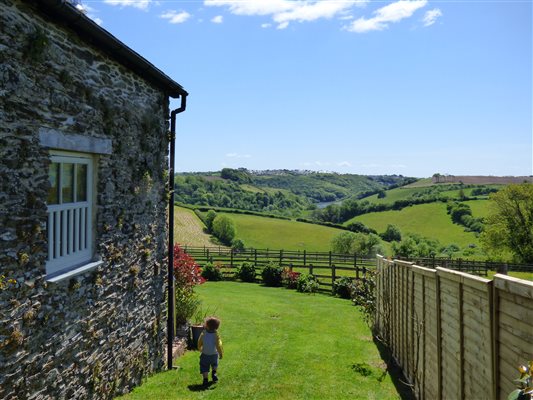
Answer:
[{"left": 39, "top": 128, "right": 112, "bottom": 155}]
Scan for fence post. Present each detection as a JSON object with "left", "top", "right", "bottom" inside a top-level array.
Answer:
[
  {"left": 254, "top": 248, "right": 258, "bottom": 268},
  {"left": 279, "top": 249, "right": 284, "bottom": 267},
  {"left": 230, "top": 250, "right": 234, "bottom": 270},
  {"left": 303, "top": 250, "right": 307, "bottom": 268},
  {"left": 309, "top": 263, "right": 313, "bottom": 275},
  {"left": 435, "top": 271, "right": 442, "bottom": 400},
  {"left": 206, "top": 248, "right": 210, "bottom": 264},
  {"left": 354, "top": 253, "right": 359, "bottom": 280},
  {"left": 331, "top": 263, "right": 336, "bottom": 295}
]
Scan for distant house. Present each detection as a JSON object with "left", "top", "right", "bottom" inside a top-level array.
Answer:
[{"left": 0, "top": 1, "right": 187, "bottom": 398}]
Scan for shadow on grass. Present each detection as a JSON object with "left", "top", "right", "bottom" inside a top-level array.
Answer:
[
  {"left": 373, "top": 336, "right": 416, "bottom": 400},
  {"left": 187, "top": 382, "right": 216, "bottom": 392}
]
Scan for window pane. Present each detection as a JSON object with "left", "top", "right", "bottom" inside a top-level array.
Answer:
[
  {"left": 47, "top": 163, "right": 59, "bottom": 204},
  {"left": 76, "top": 164, "right": 87, "bottom": 202},
  {"left": 62, "top": 163, "right": 74, "bottom": 203}
]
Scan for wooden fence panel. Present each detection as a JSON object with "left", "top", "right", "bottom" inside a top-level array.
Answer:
[
  {"left": 494, "top": 275, "right": 533, "bottom": 400},
  {"left": 375, "top": 257, "right": 532, "bottom": 400}
]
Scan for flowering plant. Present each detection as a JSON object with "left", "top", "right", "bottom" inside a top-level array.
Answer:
[
  {"left": 509, "top": 362, "right": 533, "bottom": 400},
  {"left": 173, "top": 245, "right": 205, "bottom": 326},
  {"left": 281, "top": 268, "right": 300, "bottom": 289},
  {"left": 173, "top": 244, "right": 205, "bottom": 290}
]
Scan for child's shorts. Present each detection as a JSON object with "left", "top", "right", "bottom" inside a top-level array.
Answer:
[{"left": 200, "top": 353, "right": 219, "bottom": 374}]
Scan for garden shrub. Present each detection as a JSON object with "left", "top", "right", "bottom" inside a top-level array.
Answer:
[
  {"left": 173, "top": 245, "right": 205, "bottom": 324},
  {"left": 351, "top": 270, "right": 377, "bottom": 327},
  {"left": 201, "top": 262, "right": 224, "bottom": 281},
  {"left": 232, "top": 239, "right": 245, "bottom": 252},
  {"left": 236, "top": 262, "right": 256, "bottom": 282},
  {"left": 296, "top": 273, "right": 320, "bottom": 293},
  {"left": 261, "top": 262, "right": 283, "bottom": 287},
  {"left": 282, "top": 268, "right": 300, "bottom": 289},
  {"left": 333, "top": 276, "right": 355, "bottom": 299}
]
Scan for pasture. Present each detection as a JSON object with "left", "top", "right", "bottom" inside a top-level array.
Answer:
[
  {"left": 345, "top": 202, "right": 481, "bottom": 250},
  {"left": 120, "top": 281, "right": 404, "bottom": 400},
  {"left": 213, "top": 212, "right": 345, "bottom": 252}
]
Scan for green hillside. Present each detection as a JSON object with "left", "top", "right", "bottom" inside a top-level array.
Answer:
[
  {"left": 361, "top": 184, "right": 501, "bottom": 206},
  {"left": 213, "top": 212, "right": 345, "bottom": 252},
  {"left": 252, "top": 171, "right": 415, "bottom": 202},
  {"left": 345, "top": 202, "right": 482, "bottom": 251}
]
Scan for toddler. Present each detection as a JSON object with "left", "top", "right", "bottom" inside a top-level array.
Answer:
[{"left": 197, "top": 316, "right": 223, "bottom": 386}]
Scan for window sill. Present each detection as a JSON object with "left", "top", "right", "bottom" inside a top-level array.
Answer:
[{"left": 46, "top": 259, "right": 104, "bottom": 283}]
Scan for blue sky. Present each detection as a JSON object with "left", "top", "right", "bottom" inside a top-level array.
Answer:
[{"left": 80, "top": 0, "right": 531, "bottom": 177}]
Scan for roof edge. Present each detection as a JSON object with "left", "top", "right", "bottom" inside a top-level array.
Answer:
[{"left": 29, "top": 0, "right": 188, "bottom": 98}]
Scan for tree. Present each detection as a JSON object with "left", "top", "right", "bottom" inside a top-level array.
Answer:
[
  {"left": 480, "top": 184, "right": 533, "bottom": 263},
  {"left": 380, "top": 224, "right": 402, "bottom": 242},
  {"left": 212, "top": 215, "right": 237, "bottom": 246},
  {"left": 331, "top": 231, "right": 383, "bottom": 257},
  {"left": 331, "top": 231, "right": 357, "bottom": 254},
  {"left": 204, "top": 210, "right": 217, "bottom": 233}
]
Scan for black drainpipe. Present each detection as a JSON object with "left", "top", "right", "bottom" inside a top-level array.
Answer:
[{"left": 167, "top": 93, "right": 187, "bottom": 370}]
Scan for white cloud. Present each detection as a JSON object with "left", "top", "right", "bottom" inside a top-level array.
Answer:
[
  {"left": 75, "top": 3, "right": 104, "bottom": 25},
  {"left": 205, "top": 0, "right": 367, "bottom": 29},
  {"left": 160, "top": 10, "right": 191, "bottom": 24},
  {"left": 346, "top": 0, "right": 427, "bottom": 33},
  {"left": 337, "top": 161, "right": 352, "bottom": 167},
  {"left": 226, "top": 153, "right": 252, "bottom": 159},
  {"left": 423, "top": 8, "right": 442, "bottom": 26},
  {"left": 261, "top": 23, "right": 272, "bottom": 28},
  {"left": 104, "top": 0, "right": 152, "bottom": 10},
  {"left": 211, "top": 15, "right": 223, "bottom": 23}
]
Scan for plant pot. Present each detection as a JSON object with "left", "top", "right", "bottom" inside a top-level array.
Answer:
[{"left": 190, "top": 325, "right": 204, "bottom": 350}]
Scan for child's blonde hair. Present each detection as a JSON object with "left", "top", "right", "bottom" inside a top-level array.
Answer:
[{"left": 204, "top": 316, "right": 221, "bottom": 331}]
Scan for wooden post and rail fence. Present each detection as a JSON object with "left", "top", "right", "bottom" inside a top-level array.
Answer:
[
  {"left": 181, "top": 246, "right": 375, "bottom": 294},
  {"left": 375, "top": 256, "right": 533, "bottom": 400}
]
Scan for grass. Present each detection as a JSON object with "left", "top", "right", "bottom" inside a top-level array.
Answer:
[
  {"left": 174, "top": 206, "right": 217, "bottom": 248},
  {"left": 463, "top": 199, "right": 490, "bottom": 219},
  {"left": 120, "top": 281, "right": 405, "bottom": 400},
  {"left": 486, "top": 270, "right": 533, "bottom": 281},
  {"left": 345, "top": 202, "right": 481, "bottom": 249},
  {"left": 218, "top": 213, "right": 345, "bottom": 252},
  {"left": 362, "top": 187, "right": 432, "bottom": 205}
]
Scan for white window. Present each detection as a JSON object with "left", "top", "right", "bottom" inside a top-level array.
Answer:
[{"left": 46, "top": 152, "right": 94, "bottom": 276}]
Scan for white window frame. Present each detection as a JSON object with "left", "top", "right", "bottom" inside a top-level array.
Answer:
[{"left": 46, "top": 152, "right": 94, "bottom": 277}]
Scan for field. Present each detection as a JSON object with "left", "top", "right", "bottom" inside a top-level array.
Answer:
[
  {"left": 120, "top": 281, "right": 404, "bottom": 400},
  {"left": 464, "top": 199, "right": 491, "bottom": 219},
  {"left": 361, "top": 185, "right": 499, "bottom": 206},
  {"left": 174, "top": 207, "right": 217, "bottom": 248},
  {"left": 345, "top": 202, "right": 481, "bottom": 249},
  {"left": 214, "top": 212, "right": 345, "bottom": 252}
]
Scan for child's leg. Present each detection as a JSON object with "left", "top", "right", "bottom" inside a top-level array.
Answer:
[
  {"left": 200, "top": 354, "right": 210, "bottom": 385},
  {"left": 211, "top": 356, "right": 219, "bottom": 382}
]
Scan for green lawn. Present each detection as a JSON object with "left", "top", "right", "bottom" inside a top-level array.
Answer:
[
  {"left": 219, "top": 213, "right": 344, "bottom": 252},
  {"left": 121, "top": 282, "right": 403, "bottom": 400},
  {"left": 345, "top": 202, "right": 481, "bottom": 249}
]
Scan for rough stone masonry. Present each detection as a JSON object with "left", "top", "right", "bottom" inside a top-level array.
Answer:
[{"left": 0, "top": 1, "right": 176, "bottom": 398}]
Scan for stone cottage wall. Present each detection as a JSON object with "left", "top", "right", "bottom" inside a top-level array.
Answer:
[{"left": 0, "top": 1, "right": 172, "bottom": 398}]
